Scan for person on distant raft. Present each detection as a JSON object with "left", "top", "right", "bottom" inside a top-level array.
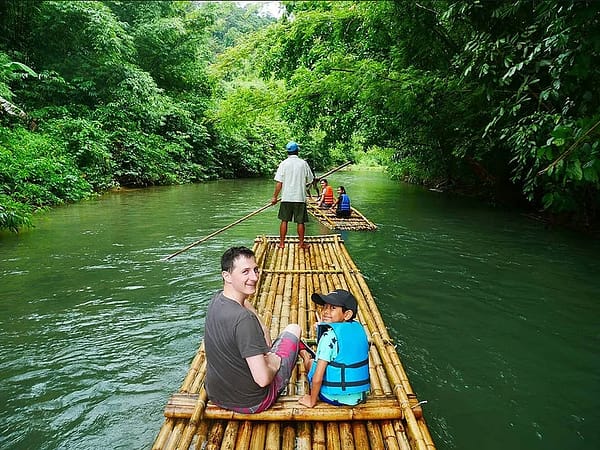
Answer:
[
  {"left": 271, "top": 141, "right": 314, "bottom": 249},
  {"left": 298, "top": 289, "right": 370, "bottom": 408},
  {"left": 316, "top": 178, "right": 334, "bottom": 209},
  {"left": 330, "top": 186, "right": 351, "bottom": 218},
  {"left": 204, "top": 246, "right": 305, "bottom": 413}
]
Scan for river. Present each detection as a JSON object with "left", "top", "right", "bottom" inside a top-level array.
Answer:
[{"left": 1, "top": 171, "right": 598, "bottom": 449}]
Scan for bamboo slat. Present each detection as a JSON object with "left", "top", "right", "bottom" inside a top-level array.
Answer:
[{"left": 152, "top": 235, "right": 434, "bottom": 450}]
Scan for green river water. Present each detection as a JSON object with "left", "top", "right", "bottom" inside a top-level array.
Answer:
[{"left": 1, "top": 171, "right": 599, "bottom": 450}]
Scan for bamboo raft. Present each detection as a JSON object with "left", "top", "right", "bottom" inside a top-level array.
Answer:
[
  {"left": 307, "top": 199, "right": 377, "bottom": 231},
  {"left": 153, "top": 235, "right": 434, "bottom": 450}
]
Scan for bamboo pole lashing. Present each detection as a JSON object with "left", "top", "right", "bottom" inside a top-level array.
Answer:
[{"left": 176, "top": 386, "right": 208, "bottom": 449}]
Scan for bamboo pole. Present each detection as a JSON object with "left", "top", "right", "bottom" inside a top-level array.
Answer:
[
  {"left": 204, "top": 420, "right": 225, "bottom": 450},
  {"left": 381, "top": 420, "right": 402, "bottom": 450},
  {"left": 281, "top": 422, "right": 296, "bottom": 450},
  {"left": 349, "top": 206, "right": 377, "bottom": 229},
  {"left": 352, "top": 422, "right": 369, "bottom": 450},
  {"left": 166, "top": 400, "right": 404, "bottom": 421},
  {"left": 162, "top": 201, "right": 278, "bottom": 261},
  {"left": 340, "top": 422, "right": 355, "bottom": 450},
  {"left": 176, "top": 387, "right": 208, "bottom": 449},
  {"left": 194, "top": 420, "right": 210, "bottom": 449},
  {"left": 366, "top": 421, "right": 386, "bottom": 450},
  {"left": 312, "top": 422, "right": 326, "bottom": 450},
  {"left": 220, "top": 421, "right": 240, "bottom": 450},
  {"left": 152, "top": 418, "right": 174, "bottom": 450},
  {"left": 316, "top": 160, "right": 352, "bottom": 180},
  {"left": 234, "top": 421, "right": 253, "bottom": 450},
  {"left": 249, "top": 422, "right": 266, "bottom": 450},
  {"left": 265, "top": 423, "right": 281, "bottom": 449},
  {"left": 327, "top": 422, "right": 341, "bottom": 450}
]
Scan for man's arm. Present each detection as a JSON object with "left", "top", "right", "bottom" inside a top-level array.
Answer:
[
  {"left": 246, "top": 352, "right": 281, "bottom": 387},
  {"left": 272, "top": 181, "right": 283, "bottom": 204}
]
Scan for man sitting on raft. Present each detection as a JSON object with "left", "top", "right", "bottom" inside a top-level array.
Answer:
[{"left": 204, "top": 246, "right": 304, "bottom": 413}]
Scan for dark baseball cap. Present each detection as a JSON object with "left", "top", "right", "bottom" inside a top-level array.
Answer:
[{"left": 311, "top": 289, "right": 357, "bottom": 319}]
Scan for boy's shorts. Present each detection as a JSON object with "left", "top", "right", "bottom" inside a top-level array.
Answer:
[{"left": 278, "top": 202, "right": 309, "bottom": 224}]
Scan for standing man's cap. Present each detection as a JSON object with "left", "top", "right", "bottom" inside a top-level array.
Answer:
[
  {"left": 311, "top": 289, "right": 357, "bottom": 318},
  {"left": 286, "top": 141, "right": 299, "bottom": 152}
]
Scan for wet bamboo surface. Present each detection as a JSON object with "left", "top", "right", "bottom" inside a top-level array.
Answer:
[
  {"left": 152, "top": 235, "right": 434, "bottom": 450},
  {"left": 307, "top": 199, "right": 377, "bottom": 231}
]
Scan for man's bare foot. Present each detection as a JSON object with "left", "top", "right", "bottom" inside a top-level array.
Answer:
[
  {"left": 299, "top": 242, "right": 310, "bottom": 249},
  {"left": 278, "top": 242, "right": 285, "bottom": 249}
]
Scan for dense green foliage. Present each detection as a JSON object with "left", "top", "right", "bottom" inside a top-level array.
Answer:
[
  {"left": 0, "top": 0, "right": 278, "bottom": 232},
  {"left": 252, "top": 0, "right": 599, "bottom": 227},
  {"left": 1, "top": 0, "right": 599, "bottom": 232}
]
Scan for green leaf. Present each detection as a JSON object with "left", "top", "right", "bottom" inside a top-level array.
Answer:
[
  {"left": 542, "top": 192, "right": 554, "bottom": 209},
  {"left": 568, "top": 160, "right": 583, "bottom": 181},
  {"left": 583, "top": 166, "right": 599, "bottom": 183}
]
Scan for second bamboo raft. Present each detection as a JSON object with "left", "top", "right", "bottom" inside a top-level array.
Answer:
[
  {"left": 307, "top": 199, "right": 377, "bottom": 231},
  {"left": 152, "top": 234, "right": 434, "bottom": 450}
]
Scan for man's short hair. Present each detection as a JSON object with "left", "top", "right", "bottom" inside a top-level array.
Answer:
[{"left": 221, "top": 246, "right": 255, "bottom": 272}]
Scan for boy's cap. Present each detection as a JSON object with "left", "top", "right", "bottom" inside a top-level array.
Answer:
[
  {"left": 311, "top": 289, "right": 357, "bottom": 318},
  {"left": 286, "top": 141, "right": 299, "bottom": 152}
]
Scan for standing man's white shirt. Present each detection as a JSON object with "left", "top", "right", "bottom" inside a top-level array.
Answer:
[{"left": 274, "top": 155, "right": 314, "bottom": 202}]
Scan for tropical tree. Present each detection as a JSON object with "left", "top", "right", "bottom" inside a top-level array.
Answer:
[{"left": 447, "top": 0, "right": 600, "bottom": 223}]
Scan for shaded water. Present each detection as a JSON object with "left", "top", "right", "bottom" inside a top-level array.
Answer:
[{"left": 1, "top": 171, "right": 598, "bottom": 449}]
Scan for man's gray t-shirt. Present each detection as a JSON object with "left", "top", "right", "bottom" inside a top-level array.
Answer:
[{"left": 204, "top": 291, "right": 270, "bottom": 409}]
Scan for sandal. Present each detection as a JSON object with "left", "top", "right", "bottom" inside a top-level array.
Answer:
[{"left": 298, "top": 339, "right": 316, "bottom": 359}]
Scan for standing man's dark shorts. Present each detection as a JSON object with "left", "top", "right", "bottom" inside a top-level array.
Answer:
[{"left": 278, "top": 202, "right": 309, "bottom": 224}]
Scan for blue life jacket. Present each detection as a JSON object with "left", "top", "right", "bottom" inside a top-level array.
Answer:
[
  {"left": 339, "top": 194, "right": 351, "bottom": 211},
  {"left": 308, "top": 321, "right": 370, "bottom": 395}
]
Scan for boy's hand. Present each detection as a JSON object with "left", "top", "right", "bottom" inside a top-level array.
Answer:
[{"left": 298, "top": 394, "right": 317, "bottom": 408}]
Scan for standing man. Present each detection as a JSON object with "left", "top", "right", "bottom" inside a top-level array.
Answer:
[
  {"left": 204, "top": 246, "right": 303, "bottom": 413},
  {"left": 271, "top": 141, "right": 314, "bottom": 249}
]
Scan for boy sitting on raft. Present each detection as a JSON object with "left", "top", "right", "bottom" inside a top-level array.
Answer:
[{"left": 298, "top": 289, "right": 370, "bottom": 407}]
